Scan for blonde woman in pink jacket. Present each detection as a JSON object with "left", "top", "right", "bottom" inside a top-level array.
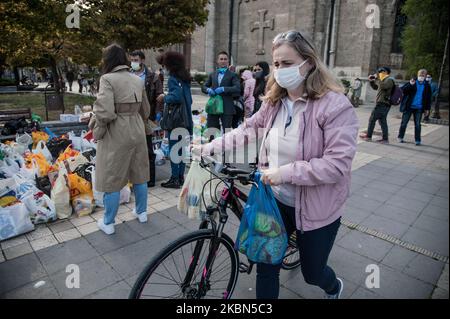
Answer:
[
  {"left": 193, "top": 30, "right": 359, "bottom": 299},
  {"left": 241, "top": 70, "right": 256, "bottom": 118}
]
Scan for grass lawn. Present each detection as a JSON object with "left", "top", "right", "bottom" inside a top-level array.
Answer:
[{"left": 0, "top": 92, "right": 96, "bottom": 121}]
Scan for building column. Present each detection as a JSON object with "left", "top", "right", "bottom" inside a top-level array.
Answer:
[{"left": 204, "top": 0, "right": 216, "bottom": 73}]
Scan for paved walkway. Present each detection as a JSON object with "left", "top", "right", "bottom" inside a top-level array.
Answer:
[{"left": 0, "top": 102, "right": 448, "bottom": 299}]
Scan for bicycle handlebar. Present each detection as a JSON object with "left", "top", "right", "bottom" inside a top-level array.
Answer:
[{"left": 200, "top": 155, "right": 256, "bottom": 184}]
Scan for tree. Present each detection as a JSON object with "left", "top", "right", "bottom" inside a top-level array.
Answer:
[
  {"left": 88, "top": 0, "right": 209, "bottom": 51},
  {"left": 0, "top": 0, "right": 210, "bottom": 92},
  {"left": 0, "top": 0, "right": 102, "bottom": 91},
  {"left": 401, "top": 0, "right": 449, "bottom": 77}
]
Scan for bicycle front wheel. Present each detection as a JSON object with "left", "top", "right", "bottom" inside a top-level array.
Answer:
[{"left": 129, "top": 229, "right": 239, "bottom": 299}]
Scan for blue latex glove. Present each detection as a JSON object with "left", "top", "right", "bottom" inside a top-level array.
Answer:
[
  {"left": 155, "top": 112, "right": 162, "bottom": 122},
  {"left": 215, "top": 87, "right": 225, "bottom": 95},
  {"left": 207, "top": 88, "right": 216, "bottom": 97}
]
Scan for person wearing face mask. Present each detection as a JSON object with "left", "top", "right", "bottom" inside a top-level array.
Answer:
[
  {"left": 423, "top": 74, "right": 439, "bottom": 122},
  {"left": 130, "top": 50, "right": 164, "bottom": 187},
  {"left": 193, "top": 30, "right": 359, "bottom": 299},
  {"left": 398, "top": 69, "right": 432, "bottom": 146},
  {"left": 202, "top": 51, "right": 241, "bottom": 134},
  {"left": 252, "top": 61, "right": 271, "bottom": 114},
  {"left": 359, "top": 67, "right": 395, "bottom": 144}
]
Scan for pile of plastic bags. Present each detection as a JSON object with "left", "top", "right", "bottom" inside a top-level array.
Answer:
[{"left": 0, "top": 128, "right": 131, "bottom": 241}]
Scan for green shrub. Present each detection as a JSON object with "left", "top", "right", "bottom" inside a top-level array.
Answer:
[
  {"left": 340, "top": 79, "right": 351, "bottom": 88},
  {"left": 193, "top": 73, "right": 208, "bottom": 85},
  {"left": 0, "top": 78, "right": 16, "bottom": 86}
]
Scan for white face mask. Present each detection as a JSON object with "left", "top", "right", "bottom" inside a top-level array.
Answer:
[
  {"left": 131, "top": 61, "right": 141, "bottom": 71},
  {"left": 417, "top": 76, "right": 425, "bottom": 82},
  {"left": 274, "top": 60, "right": 308, "bottom": 91}
]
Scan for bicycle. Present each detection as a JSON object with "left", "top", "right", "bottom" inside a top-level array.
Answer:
[{"left": 129, "top": 155, "right": 301, "bottom": 299}]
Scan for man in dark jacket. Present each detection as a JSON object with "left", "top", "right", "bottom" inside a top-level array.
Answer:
[
  {"left": 130, "top": 50, "right": 164, "bottom": 187},
  {"left": 202, "top": 51, "right": 241, "bottom": 134},
  {"left": 398, "top": 69, "right": 432, "bottom": 146},
  {"left": 360, "top": 67, "right": 395, "bottom": 143}
]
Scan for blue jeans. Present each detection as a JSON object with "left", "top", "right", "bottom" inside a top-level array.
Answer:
[
  {"left": 398, "top": 108, "right": 423, "bottom": 142},
  {"left": 103, "top": 183, "right": 148, "bottom": 225},
  {"left": 168, "top": 131, "right": 186, "bottom": 180},
  {"left": 256, "top": 200, "right": 341, "bottom": 299}
]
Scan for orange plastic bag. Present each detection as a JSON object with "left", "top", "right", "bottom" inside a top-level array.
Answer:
[
  {"left": 24, "top": 153, "right": 51, "bottom": 177},
  {"left": 68, "top": 173, "right": 93, "bottom": 200},
  {"left": 56, "top": 146, "right": 80, "bottom": 163},
  {"left": 32, "top": 131, "right": 49, "bottom": 149}
]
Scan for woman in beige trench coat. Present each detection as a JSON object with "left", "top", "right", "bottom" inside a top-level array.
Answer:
[{"left": 89, "top": 44, "right": 151, "bottom": 235}]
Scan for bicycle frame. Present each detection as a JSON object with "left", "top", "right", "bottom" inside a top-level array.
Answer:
[
  {"left": 180, "top": 176, "right": 248, "bottom": 298},
  {"left": 177, "top": 159, "right": 299, "bottom": 298}
]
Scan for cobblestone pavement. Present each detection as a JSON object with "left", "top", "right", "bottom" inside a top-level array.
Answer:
[{"left": 0, "top": 101, "right": 448, "bottom": 299}]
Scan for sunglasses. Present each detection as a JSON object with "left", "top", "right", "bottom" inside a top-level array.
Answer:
[{"left": 273, "top": 31, "right": 315, "bottom": 51}]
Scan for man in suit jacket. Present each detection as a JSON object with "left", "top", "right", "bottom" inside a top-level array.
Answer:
[{"left": 202, "top": 51, "right": 241, "bottom": 134}]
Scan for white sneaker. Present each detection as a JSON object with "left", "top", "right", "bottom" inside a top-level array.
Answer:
[
  {"left": 132, "top": 209, "right": 148, "bottom": 223},
  {"left": 324, "top": 278, "right": 344, "bottom": 299},
  {"left": 97, "top": 219, "right": 115, "bottom": 235}
]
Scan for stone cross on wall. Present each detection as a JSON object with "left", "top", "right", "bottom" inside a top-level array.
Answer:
[{"left": 251, "top": 9, "right": 274, "bottom": 55}]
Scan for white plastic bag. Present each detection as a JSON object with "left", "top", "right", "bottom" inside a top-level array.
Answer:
[
  {"left": 86, "top": 166, "right": 102, "bottom": 207},
  {"left": 0, "top": 202, "right": 35, "bottom": 241},
  {"left": 16, "top": 133, "right": 32, "bottom": 154},
  {"left": 8, "top": 142, "right": 27, "bottom": 156},
  {"left": 51, "top": 166, "right": 72, "bottom": 219},
  {"left": 13, "top": 174, "right": 37, "bottom": 199},
  {"left": 120, "top": 185, "right": 131, "bottom": 204},
  {"left": 154, "top": 145, "right": 166, "bottom": 166},
  {"left": 177, "top": 161, "right": 216, "bottom": 220},
  {"left": 33, "top": 140, "right": 53, "bottom": 162},
  {"left": 72, "top": 194, "right": 95, "bottom": 217},
  {"left": 88, "top": 165, "right": 130, "bottom": 207},
  {"left": 16, "top": 132, "right": 33, "bottom": 147},
  {"left": 19, "top": 158, "right": 38, "bottom": 181},
  {"left": 0, "top": 177, "right": 18, "bottom": 198},
  {"left": 0, "top": 162, "right": 19, "bottom": 178},
  {"left": 81, "top": 130, "right": 96, "bottom": 151},
  {"left": 63, "top": 154, "right": 88, "bottom": 173},
  {"left": 21, "top": 190, "right": 56, "bottom": 224},
  {"left": 68, "top": 131, "right": 82, "bottom": 151}
]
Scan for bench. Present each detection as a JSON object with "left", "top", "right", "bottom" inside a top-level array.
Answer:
[
  {"left": 0, "top": 108, "right": 32, "bottom": 141},
  {"left": 0, "top": 108, "right": 88, "bottom": 142},
  {"left": 41, "top": 121, "right": 88, "bottom": 136}
]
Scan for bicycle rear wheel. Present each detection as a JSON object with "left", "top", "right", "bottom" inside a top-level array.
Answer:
[{"left": 129, "top": 229, "right": 239, "bottom": 299}]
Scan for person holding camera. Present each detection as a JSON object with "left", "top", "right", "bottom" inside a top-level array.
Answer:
[{"left": 359, "top": 67, "right": 395, "bottom": 144}]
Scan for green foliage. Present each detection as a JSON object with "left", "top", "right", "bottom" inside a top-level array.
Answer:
[
  {"left": 0, "top": 78, "right": 16, "bottom": 86},
  {"left": 340, "top": 79, "right": 351, "bottom": 88},
  {"left": 401, "top": 0, "right": 449, "bottom": 77},
  {"left": 0, "top": 0, "right": 209, "bottom": 71},
  {"left": 193, "top": 73, "right": 208, "bottom": 85},
  {"left": 90, "top": 0, "right": 210, "bottom": 51},
  {"left": 0, "top": 93, "right": 95, "bottom": 121}
]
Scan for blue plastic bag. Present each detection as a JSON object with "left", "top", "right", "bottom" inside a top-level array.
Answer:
[
  {"left": 235, "top": 172, "right": 288, "bottom": 265},
  {"left": 44, "top": 127, "right": 57, "bottom": 139}
]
